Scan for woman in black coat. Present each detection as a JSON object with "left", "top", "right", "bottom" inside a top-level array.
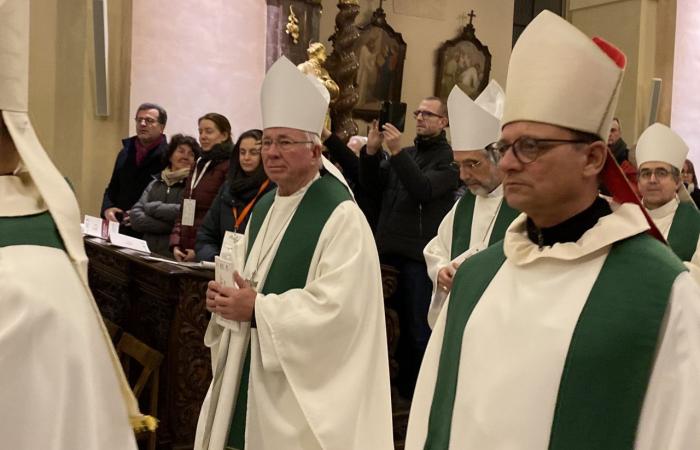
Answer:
[
  {"left": 196, "top": 129, "right": 274, "bottom": 262},
  {"left": 130, "top": 134, "right": 199, "bottom": 256}
]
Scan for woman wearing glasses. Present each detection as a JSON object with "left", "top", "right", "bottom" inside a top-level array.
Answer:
[
  {"left": 171, "top": 113, "right": 233, "bottom": 261},
  {"left": 196, "top": 129, "right": 274, "bottom": 262}
]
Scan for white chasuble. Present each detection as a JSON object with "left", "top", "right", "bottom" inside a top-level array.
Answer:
[
  {"left": 407, "top": 203, "right": 700, "bottom": 449},
  {"left": 0, "top": 175, "right": 137, "bottom": 450},
  {"left": 195, "top": 176, "right": 393, "bottom": 450},
  {"left": 424, "top": 185, "right": 507, "bottom": 327}
]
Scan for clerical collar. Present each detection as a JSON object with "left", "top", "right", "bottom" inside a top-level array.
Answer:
[{"left": 526, "top": 196, "right": 612, "bottom": 248}]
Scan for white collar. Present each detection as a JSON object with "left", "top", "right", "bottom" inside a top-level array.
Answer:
[
  {"left": 504, "top": 202, "right": 650, "bottom": 266},
  {"left": 646, "top": 197, "right": 679, "bottom": 220}
]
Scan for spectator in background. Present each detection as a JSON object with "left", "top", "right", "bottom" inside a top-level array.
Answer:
[
  {"left": 321, "top": 128, "right": 381, "bottom": 230},
  {"left": 608, "top": 117, "right": 628, "bottom": 163},
  {"left": 130, "top": 134, "right": 199, "bottom": 256},
  {"left": 196, "top": 129, "right": 273, "bottom": 261},
  {"left": 682, "top": 159, "right": 700, "bottom": 207},
  {"left": 101, "top": 103, "right": 168, "bottom": 236},
  {"left": 359, "top": 96, "right": 459, "bottom": 400},
  {"left": 171, "top": 113, "right": 232, "bottom": 261}
]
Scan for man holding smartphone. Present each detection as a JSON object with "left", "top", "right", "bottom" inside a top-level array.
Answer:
[{"left": 359, "top": 96, "right": 459, "bottom": 400}]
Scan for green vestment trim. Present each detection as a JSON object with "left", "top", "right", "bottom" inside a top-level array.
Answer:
[
  {"left": 667, "top": 201, "right": 700, "bottom": 261},
  {"left": 0, "top": 211, "right": 65, "bottom": 250},
  {"left": 226, "top": 175, "right": 352, "bottom": 449},
  {"left": 450, "top": 192, "right": 519, "bottom": 259},
  {"left": 424, "top": 233, "right": 684, "bottom": 450}
]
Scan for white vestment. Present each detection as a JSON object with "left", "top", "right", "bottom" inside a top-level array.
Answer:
[
  {"left": 194, "top": 176, "right": 393, "bottom": 450},
  {"left": 407, "top": 203, "right": 700, "bottom": 449},
  {"left": 423, "top": 184, "right": 505, "bottom": 327},
  {"left": 0, "top": 174, "right": 137, "bottom": 450},
  {"left": 646, "top": 197, "right": 700, "bottom": 282}
]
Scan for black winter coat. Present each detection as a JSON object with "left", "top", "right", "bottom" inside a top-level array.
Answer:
[
  {"left": 195, "top": 178, "right": 274, "bottom": 262},
  {"left": 359, "top": 131, "right": 459, "bottom": 261},
  {"left": 101, "top": 135, "right": 168, "bottom": 215}
]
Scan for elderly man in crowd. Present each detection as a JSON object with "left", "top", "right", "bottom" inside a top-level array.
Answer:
[
  {"left": 406, "top": 11, "right": 700, "bottom": 450},
  {"left": 0, "top": 1, "right": 150, "bottom": 447},
  {"left": 636, "top": 122, "right": 700, "bottom": 278},
  {"left": 360, "top": 94, "right": 459, "bottom": 399},
  {"left": 102, "top": 102, "right": 168, "bottom": 235},
  {"left": 194, "top": 57, "right": 393, "bottom": 450},
  {"left": 424, "top": 81, "right": 519, "bottom": 327}
]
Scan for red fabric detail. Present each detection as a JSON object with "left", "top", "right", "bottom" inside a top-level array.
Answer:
[
  {"left": 135, "top": 135, "right": 164, "bottom": 167},
  {"left": 592, "top": 37, "right": 626, "bottom": 69},
  {"left": 601, "top": 151, "right": 665, "bottom": 242}
]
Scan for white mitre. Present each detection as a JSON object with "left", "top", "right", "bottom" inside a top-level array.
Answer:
[
  {"left": 635, "top": 123, "right": 688, "bottom": 170},
  {"left": 0, "top": 0, "right": 149, "bottom": 430},
  {"left": 502, "top": 10, "right": 625, "bottom": 140},
  {"left": 448, "top": 80, "right": 504, "bottom": 151},
  {"left": 635, "top": 123, "right": 695, "bottom": 206},
  {"left": 261, "top": 56, "right": 330, "bottom": 136}
]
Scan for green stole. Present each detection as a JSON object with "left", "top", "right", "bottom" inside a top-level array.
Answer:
[
  {"left": 0, "top": 212, "right": 64, "bottom": 250},
  {"left": 450, "top": 191, "right": 519, "bottom": 259},
  {"left": 225, "top": 174, "right": 352, "bottom": 450},
  {"left": 424, "top": 233, "right": 684, "bottom": 450},
  {"left": 667, "top": 201, "right": 700, "bottom": 261}
]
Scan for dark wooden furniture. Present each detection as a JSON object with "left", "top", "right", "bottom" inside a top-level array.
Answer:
[{"left": 85, "top": 238, "right": 213, "bottom": 450}]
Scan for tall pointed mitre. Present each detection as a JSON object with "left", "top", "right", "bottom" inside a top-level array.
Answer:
[
  {"left": 636, "top": 123, "right": 688, "bottom": 170},
  {"left": 502, "top": 10, "right": 624, "bottom": 139},
  {"left": 261, "top": 56, "right": 330, "bottom": 136},
  {"left": 260, "top": 55, "right": 354, "bottom": 194},
  {"left": 448, "top": 80, "right": 504, "bottom": 151},
  {"left": 635, "top": 123, "right": 695, "bottom": 206},
  {"left": 501, "top": 10, "right": 665, "bottom": 241},
  {"left": 0, "top": 0, "right": 153, "bottom": 431}
]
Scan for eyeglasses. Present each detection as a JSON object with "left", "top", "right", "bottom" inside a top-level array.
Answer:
[
  {"left": 451, "top": 159, "right": 483, "bottom": 170},
  {"left": 261, "top": 138, "right": 314, "bottom": 152},
  {"left": 134, "top": 117, "right": 158, "bottom": 125},
  {"left": 413, "top": 110, "right": 443, "bottom": 119},
  {"left": 485, "top": 137, "right": 592, "bottom": 164},
  {"left": 639, "top": 167, "right": 673, "bottom": 180}
]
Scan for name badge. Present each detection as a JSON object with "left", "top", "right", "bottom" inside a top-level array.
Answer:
[{"left": 182, "top": 198, "right": 196, "bottom": 226}]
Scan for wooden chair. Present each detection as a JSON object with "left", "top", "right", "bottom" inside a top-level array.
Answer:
[{"left": 116, "top": 333, "right": 164, "bottom": 450}]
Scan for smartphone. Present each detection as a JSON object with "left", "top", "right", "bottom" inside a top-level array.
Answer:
[{"left": 379, "top": 101, "right": 407, "bottom": 133}]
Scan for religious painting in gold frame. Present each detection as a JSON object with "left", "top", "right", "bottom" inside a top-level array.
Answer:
[
  {"left": 435, "top": 12, "right": 491, "bottom": 101},
  {"left": 353, "top": 5, "right": 407, "bottom": 121}
]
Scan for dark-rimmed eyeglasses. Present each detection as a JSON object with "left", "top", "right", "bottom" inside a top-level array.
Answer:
[
  {"left": 485, "top": 137, "right": 592, "bottom": 164},
  {"left": 413, "top": 110, "right": 443, "bottom": 119},
  {"left": 261, "top": 138, "right": 314, "bottom": 152}
]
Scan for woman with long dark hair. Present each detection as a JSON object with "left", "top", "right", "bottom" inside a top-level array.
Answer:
[
  {"left": 196, "top": 129, "right": 274, "bottom": 261},
  {"left": 171, "top": 113, "right": 232, "bottom": 261}
]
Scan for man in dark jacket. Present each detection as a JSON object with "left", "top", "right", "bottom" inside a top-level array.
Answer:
[
  {"left": 101, "top": 103, "right": 168, "bottom": 235},
  {"left": 359, "top": 96, "right": 459, "bottom": 399}
]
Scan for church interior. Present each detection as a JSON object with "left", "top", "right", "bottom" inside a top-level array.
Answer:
[{"left": 5, "top": 0, "right": 700, "bottom": 449}]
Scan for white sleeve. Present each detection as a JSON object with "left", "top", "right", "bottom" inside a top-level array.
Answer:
[{"left": 635, "top": 271, "right": 700, "bottom": 449}]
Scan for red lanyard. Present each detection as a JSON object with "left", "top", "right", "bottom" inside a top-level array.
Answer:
[{"left": 232, "top": 179, "right": 271, "bottom": 230}]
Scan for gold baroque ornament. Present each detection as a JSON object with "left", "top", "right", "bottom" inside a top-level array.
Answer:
[
  {"left": 285, "top": 5, "right": 300, "bottom": 44},
  {"left": 340, "top": 0, "right": 360, "bottom": 5}
]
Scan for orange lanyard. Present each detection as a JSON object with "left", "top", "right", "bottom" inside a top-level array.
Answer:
[{"left": 232, "top": 179, "right": 271, "bottom": 231}]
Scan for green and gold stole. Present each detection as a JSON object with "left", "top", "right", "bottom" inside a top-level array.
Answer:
[
  {"left": 225, "top": 174, "right": 351, "bottom": 450},
  {"left": 424, "top": 233, "right": 684, "bottom": 450},
  {"left": 667, "top": 201, "right": 700, "bottom": 261},
  {"left": 450, "top": 191, "right": 519, "bottom": 259}
]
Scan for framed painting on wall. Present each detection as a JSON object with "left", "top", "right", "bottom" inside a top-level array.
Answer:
[
  {"left": 353, "top": 6, "right": 407, "bottom": 121},
  {"left": 435, "top": 13, "right": 491, "bottom": 101}
]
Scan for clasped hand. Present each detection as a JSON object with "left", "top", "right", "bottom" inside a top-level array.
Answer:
[{"left": 205, "top": 271, "right": 257, "bottom": 322}]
